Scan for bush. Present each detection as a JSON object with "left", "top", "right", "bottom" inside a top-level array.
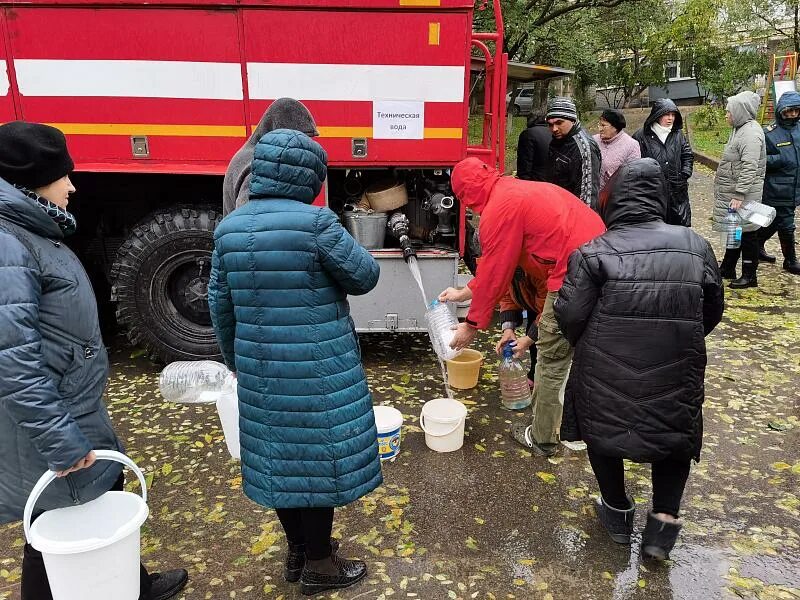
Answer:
[{"left": 693, "top": 104, "right": 726, "bottom": 131}]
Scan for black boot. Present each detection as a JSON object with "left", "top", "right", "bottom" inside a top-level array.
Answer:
[
  {"left": 730, "top": 233, "right": 759, "bottom": 288},
  {"left": 779, "top": 231, "right": 800, "bottom": 275},
  {"left": 641, "top": 512, "right": 683, "bottom": 560},
  {"left": 285, "top": 540, "right": 340, "bottom": 583},
  {"left": 595, "top": 496, "right": 635, "bottom": 545},
  {"left": 149, "top": 569, "right": 189, "bottom": 600},
  {"left": 758, "top": 242, "right": 776, "bottom": 263},
  {"left": 759, "top": 222, "right": 778, "bottom": 263},
  {"left": 300, "top": 554, "right": 367, "bottom": 596},
  {"left": 719, "top": 248, "right": 740, "bottom": 279}
]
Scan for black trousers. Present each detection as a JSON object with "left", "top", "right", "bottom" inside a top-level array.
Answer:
[
  {"left": 721, "top": 230, "right": 760, "bottom": 274},
  {"left": 21, "top": 475, "right": 152, "bottom": 600},
  {"left": 588, "top": 450, "right": 691, "bottom": 518},
  {"left": 275, "top": 508, "right": 335, "bottom": 561}
]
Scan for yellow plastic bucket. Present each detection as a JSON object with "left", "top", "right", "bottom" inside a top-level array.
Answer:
[{"left": 445, "top": 349, "right": 483, "bottom": 389}]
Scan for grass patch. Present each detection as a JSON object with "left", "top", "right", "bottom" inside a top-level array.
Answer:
[
  {"left": 688, "top": 112, "right": 730, "bottom": 160},
  {"left": 468, "top": 115, "right": 528, "bottom": 171}
]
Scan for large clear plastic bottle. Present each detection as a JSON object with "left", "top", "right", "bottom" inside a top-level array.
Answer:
[
  {"left": 425, "top": 300, "right": 462, "bottom": 361},
  {"left": 499, "top": 343, "right": 532, "bottom": 410},
  {"left": 159, "top": 361, "right": 234, "bottom": 403},
  {"left": 722, "top": 207, "right": 742, "bottom": 250}
]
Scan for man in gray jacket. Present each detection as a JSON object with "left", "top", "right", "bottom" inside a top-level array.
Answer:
[
  {"left": 223, "top": 98, "right": 319, "bottom": 216},
  {"left": 0, "top": 122, "right": 187, "bottom": 600}
]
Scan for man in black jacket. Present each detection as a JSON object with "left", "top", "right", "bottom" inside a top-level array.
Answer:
[
  {"left": 516, "top": 114, "right": 551, "bottom": 181},
  {"left": 546, "top": 97, "right": 601, "bottom": 208},
  {"left": 632, "top": 98, "right": 694, "bottom": 226},
  {"left": 554, "top": 158, "right": 724, "bottom": 561}
]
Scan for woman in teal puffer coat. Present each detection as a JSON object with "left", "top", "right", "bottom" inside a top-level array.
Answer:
[{"left": 209, "top": 129, "right": 381, "bottom": 596}]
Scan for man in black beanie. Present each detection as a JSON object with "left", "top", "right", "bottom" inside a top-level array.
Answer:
[
  {"left": 0, "top": 121, "right": 189, "bottom": 600},
  {"left": 545, "top": 97, "right": 601, "bottom": 209}
]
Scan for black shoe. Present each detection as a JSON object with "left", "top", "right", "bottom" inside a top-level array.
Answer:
[
  {"left": 285, "top": 540, "right": 340, "bottom": 583},
  {"left": 641, "top": 512, "right": 683, "bottom": 560},
  {"left": 300, "top": 554, "right": 367, "bottom": 596},
  {"left": 595, "top": 496, "right": 635, "bottom": 545},
  {"left": 759, "top": 245, "right": 776, "bottom": 263},
  {"left": 149, "top": 569, "right": 189, "bottom": 600},
  {"left": 784, "top": 260, "right": 800, "bottom": 275},
  {"left": 729, "top": 274, "right": 757, "bottom": 289},
  {"left": 510, "top": 424, "right": 559, "bottom": 457}
]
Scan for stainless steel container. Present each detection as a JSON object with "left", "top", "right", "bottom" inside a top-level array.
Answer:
[{"left": 342, "top": 211, "right": 388, "bottom": 250}]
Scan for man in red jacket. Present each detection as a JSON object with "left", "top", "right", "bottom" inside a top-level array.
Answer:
[{"left": 440, "top": 157, "right": 605, "bottom": 456}]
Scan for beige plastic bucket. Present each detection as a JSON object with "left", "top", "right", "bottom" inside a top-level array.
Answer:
[
  {"left": 445, "top": 349, "right": 483, "bottom": 389},
  {"left": 363, "top": 181, "right": 409, "bottom": 212},
  {"left": 419, "top": 398, "right": 467, "bottom": 452}
]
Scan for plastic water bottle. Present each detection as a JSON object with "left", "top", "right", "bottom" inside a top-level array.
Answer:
[
  {"left": 425, "top": 300, "right": 462, "bottom": 361},
  {"left": 499, "top": 343, "right": 532, "bottom": 410},
  {"left": 722, "top": 208, "right": 742, "bottom": 250},
  {"left": 159, "top": 361, "right": 234, "bottom": 403}
]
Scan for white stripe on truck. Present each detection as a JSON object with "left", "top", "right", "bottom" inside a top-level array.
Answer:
[
  {"left": 246, "top": 63, "right": 465, "bottom": 103},
  {"left": 11, "top": 59, "right": 465, "bottom": 103},
  {"left": 14, "top": 59, "right": 245, "bottom": 100},
  {"left": 0, "top": 61, "right": 8, "bottom": 96}
]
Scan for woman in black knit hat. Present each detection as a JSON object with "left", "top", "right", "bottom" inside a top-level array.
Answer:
[{"left": 0, "top": 121, "right": 188, "bottom": 600}]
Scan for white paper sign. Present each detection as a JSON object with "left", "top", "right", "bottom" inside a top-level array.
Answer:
[
  {"left": 775, "top": 80, "right": 797, "bottom": 103},
  {"left": 373, "top": 101, "right": 424, "bottom": 140}
]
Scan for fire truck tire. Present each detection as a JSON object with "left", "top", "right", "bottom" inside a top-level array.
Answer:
[{"left": 110, "top": 206, "right": 223, "bottom": 364}]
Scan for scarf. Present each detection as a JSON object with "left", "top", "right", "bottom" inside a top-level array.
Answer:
[
  {"left": 15, "top": 184, "right": 77, "bottom": 236},
  {"left": 651, "top": 122, "right": 672, "bottom": 145}
]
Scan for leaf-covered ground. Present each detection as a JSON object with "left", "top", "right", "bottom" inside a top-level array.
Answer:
[{"left": 1, "top": 167, "right": 799, "bottom": 600}]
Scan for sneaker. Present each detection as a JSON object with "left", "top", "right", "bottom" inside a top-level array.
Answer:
[
  {"left": 150, "top": 569, "right": 189, "bottom": 600},
  {"left": 561, "top": 440, "right": 587, "bottom": 451},
  {"left": 510, "top": 424, "right": 559, "bottom": 457}
]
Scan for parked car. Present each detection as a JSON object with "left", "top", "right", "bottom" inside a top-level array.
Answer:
[{"left": 506, "top": 88, "right": 535, "bottom": 116}]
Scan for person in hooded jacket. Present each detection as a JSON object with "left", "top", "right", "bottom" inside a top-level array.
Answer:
[
  {"left": 0, "top": 122, "right": 188, "bottom": 600},
  {"left": 209, "top": 129, "right": 381, "bottom": 596},
  {"left": 438, "top": 157, "right": 605, "bottom": 457},
  {"left": 713, "top": 91, "right": 767, "bottom": 289},
  {"left": 223, "top": 98, "right": 319, "bottom": 216},
  {"left": 516, "top": 114, "right": 552, "bottom": 181},
  {"left": 632, "top": 98, "right": 694, "bottom": 226},
  {"left": 545, "top": 97, "right": 602, "bottom": 208},
  {"left": 759, "top": 91, "right": 800, "bottom": 275},
  {"left": 554, "top": 158, "right": 724, "bottom": 561}
]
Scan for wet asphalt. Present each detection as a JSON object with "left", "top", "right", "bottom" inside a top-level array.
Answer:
[{"left": 1, "top": 167, "right": 798, "bottom": 600}]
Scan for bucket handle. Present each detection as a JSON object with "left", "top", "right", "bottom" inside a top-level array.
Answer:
[
  {"left": 419, "top": 411, "right": 464, "bottom": 438},
  {"left": 23, "top": 450, "right": 147, "bottom": 543}
]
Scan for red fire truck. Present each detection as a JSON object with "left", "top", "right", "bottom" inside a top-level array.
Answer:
[{"left": 0, "top": 0, "right": 508, "bottom": 362}]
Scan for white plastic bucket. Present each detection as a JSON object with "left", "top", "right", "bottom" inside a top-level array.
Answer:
[
  {"left": 373, "top": 405, "right": 404, "bottom": 461},
  {"left": 23, "top": 450, "right": 149, "bottom": 600},
  {"left": 216, "top": 379, "right": 241, "bottom": 459},
  {"left": 419, "top": 398, "right": 468, "bottom": 452}
]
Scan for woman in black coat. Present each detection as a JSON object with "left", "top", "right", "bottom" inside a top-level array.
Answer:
[
  {"left": 633, "top": 99, "right": 694, "bottom": 226},
  {"left": 554, "top": 158, "right": 724, "bottom": 560}
]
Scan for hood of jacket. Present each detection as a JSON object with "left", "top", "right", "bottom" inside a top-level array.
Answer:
[
  {"left": 775, "top": 91, "right": 800, "bottom": 129},
  {"left": 599, "top": 158, "right": 667, "bottom": 228},
  {"left": 726, "top": 91, "right": 760, "bottom": 129},
  {"left": 644, "top": 98, "right": 684, "bottom": 132},
  {"left": 249, "top": 98, "right": 319, "bottom": 146},
  {"left": 250, "top": 129, "right": 328, "bottom": 204},
  {"left": 451, "top": 157, "right": 502, "bottom": 215},
  {"left": 0, "top": 177, "right": 63, "bottom": 239}
]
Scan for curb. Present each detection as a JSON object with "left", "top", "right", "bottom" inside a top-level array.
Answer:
[{"left": 693, "top": 150, "right": 719, "bottom": 170}]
